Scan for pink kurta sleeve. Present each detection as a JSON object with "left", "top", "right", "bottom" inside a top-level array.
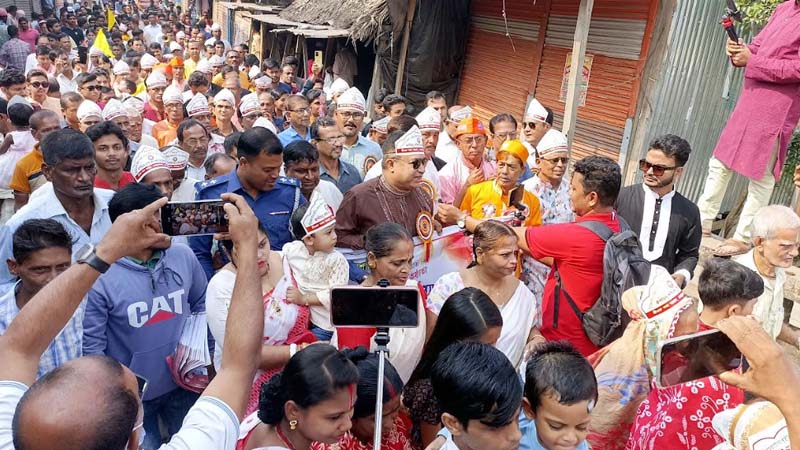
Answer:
[{"left": 745, "top": 52, "right": 800, "bottom": 84}]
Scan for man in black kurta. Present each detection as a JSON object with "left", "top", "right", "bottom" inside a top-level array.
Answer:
[{"left": 616, "top": 135, "right": 701, "bottom": 288}]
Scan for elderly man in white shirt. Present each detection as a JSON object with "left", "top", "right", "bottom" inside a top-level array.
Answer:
[
  {"left": 734, "top": 205, "right": 800, "bottom": 352},
  {"left": 0, "top": 129, "right": 114, "bottom": 289}
]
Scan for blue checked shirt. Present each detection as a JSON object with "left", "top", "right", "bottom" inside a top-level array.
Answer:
[
  {"left": 0, "top": 282, "right": 85, "bottom": 379},
  {"left": 0, "top": 38, "right": 31, "bottom": 73}
]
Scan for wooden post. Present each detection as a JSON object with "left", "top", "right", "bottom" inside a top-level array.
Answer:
[
  {"left": 394, "top": 0, "right": 417, "bottom": 94},
  {"left": 562, "top": 0, "right": 594, "bottom": 154}
]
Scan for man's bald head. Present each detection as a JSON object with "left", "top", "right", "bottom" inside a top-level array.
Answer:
[
  {"left": 13, "top": 356, "right": 140, "bottom": 450},
  {"left": 29, "top": 110, "right": 59, "bottom": 130},
  {"left": 286, "top": 94, "right": 309, "bottom": 112}
]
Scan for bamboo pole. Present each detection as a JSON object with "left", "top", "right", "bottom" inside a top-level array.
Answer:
[{"left": 394, "top": 0, "right": 416, "bottom": 94}]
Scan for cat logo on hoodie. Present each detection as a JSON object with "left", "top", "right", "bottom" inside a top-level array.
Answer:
[{"left": 127, "top": 289, "right": 185, "bottom": 328}]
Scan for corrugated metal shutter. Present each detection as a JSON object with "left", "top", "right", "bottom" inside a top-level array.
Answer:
[
  {"left": 0, "top": 0, "right": 41, "bottom": 15},
  {"left": 213, "top": 3, "right": 227, "bottom": 38},
  {"left": 534, "top": 0, "right": 654, "bottom": 161},
  {"left": 457, "top": 0, "right": 548, "bottom": 125}
]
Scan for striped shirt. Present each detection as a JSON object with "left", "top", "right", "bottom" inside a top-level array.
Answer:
[{"left": 0, "top": 282, "right": 84, "bottom": 379}]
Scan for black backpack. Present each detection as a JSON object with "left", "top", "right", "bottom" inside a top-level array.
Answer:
[{"left": 552, "top": 218, "right": 651, "bottom": 347}]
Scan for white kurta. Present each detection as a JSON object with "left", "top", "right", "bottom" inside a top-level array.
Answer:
[{"left": 435, "top": 132, "right": 460, "bottom": 165}]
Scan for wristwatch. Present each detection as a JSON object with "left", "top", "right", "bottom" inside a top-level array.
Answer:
[
  {"left": 457, "top": 213, "right": 468, "bottom": 230},
  {"left": 76, "top": 244, "right": 111, "bottom": 274}
]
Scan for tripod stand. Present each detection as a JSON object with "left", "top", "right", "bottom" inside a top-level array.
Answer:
[{"left": 372, "top": 328, "right": 391, "bottom": 450}]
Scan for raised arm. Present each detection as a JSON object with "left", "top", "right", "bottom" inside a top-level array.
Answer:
[
  {"left": 198, "top": 193, "right": 264, "bottom": 421},
  {"left": 717, "top": 316, "right": 800, "bottom": 448},
  {"left": 0, "top": 197, "right": 170, "bottom": 386}
]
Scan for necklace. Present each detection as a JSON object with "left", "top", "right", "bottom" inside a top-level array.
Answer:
[{"left": 276, "top": 423, "right": 297, "bottom": 450}]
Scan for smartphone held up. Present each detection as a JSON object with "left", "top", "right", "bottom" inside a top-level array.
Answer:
[
  {"left": 160, "top": 199, "right": 229, "bottom": 237},
  {"left": 331, "top": 286, "right": 419, "bottom": 328},
  {"left": 657, "top": 328, "right": 745, "bottom": 388}
]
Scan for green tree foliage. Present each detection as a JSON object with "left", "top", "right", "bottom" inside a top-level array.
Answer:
[{"left": 736, "top": 0, "right": 781, "bottom": 32}]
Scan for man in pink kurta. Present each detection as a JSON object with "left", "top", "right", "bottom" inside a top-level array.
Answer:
[
  {"left": 439, "top": 117, "right": 497, "bottom": 204},
  {"left": 697, "top": 0, "right": 800, "bottom": 257}
]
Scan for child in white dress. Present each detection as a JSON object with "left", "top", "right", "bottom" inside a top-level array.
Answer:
[{"left": 283, "top": 191, "right": 349, "bottom": 340}]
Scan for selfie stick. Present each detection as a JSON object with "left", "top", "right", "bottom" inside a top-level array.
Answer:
[{"left": 372, "top": 279, "right": 392, "bottom": 450}]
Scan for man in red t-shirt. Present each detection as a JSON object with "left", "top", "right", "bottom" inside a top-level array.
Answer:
[
  {"left": 438, "top": 156, "right": 622, "bottom": 356},
  {"left": 521, "top": 156, "right": 621, "bottom": 356}
]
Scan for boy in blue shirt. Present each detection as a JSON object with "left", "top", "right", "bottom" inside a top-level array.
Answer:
[{"left": 433, "top": 341, "right": 595, "bottom": 450}]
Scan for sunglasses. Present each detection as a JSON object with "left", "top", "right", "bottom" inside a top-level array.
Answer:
[
  {"left": 543, "top": 156, "right": 569, "bottom": 165},
  {"left": 399, "top": 158, "right": 426, "bottom": 170},
  {"left": 31, "top": 81, "right": 50, "bottom": 89},
  {"left": 523, "top": 122, "right": 540, "bottom": 129},
  {"left": 83, "top": 85, "right": 102, "bottom": 91},
  {"left": 639, "top": 159, "right": 677, "bottom": 176}
]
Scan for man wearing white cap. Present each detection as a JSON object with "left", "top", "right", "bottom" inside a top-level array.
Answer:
[
  {"left": 208, "top": 54, "right": 225, "bottom": 78},
  {"left": 143, "top": 71, "right": 167, "bottom": 123},
  {"left": 518, "top": 129, "right": 575, "bottom": 299},
  {"left": 335, "top": 87, "right": 382, "bottom": 179},
  {"left": 238, "top": 92, "right": 261, "bottom": 131},
  {"left": 123, "top": 98, "right": 159, "bottom": 153},
  {"left": 152, "top": 85, "right": 185, "bottom": 147},
  {"left": 212, "top": 88, "right": 237, "bottom": 137},
  {"left": 112, "top": 60, "right": 131, "bottom": 98},
  {"left": 163, "top": 146, "right": 199, "bottom": 202},
  {"left": 435, "top": 105, "right": 471, "bottom": 165},
  {"left": 521, "top": 97, "right": 553, "bottom": 158},
  {"left": 326, "top": 78, "right": 349, "bottom": 102},
  {"left": 140, "top": 53, "right": 159, "bottom": 78},
  {"left": 363, "top": 109, "right": 443, "bottom": 203},
  {"left": 131, "top": 145, "right": 174, "bottom": 199},
  {"left": 367, "top": 116, "right": 389, "bottom": 147},
  {"left": 204, "top": 23, "right": 229, "bottom": 50},
  {"left": 76, "top": 100, "right": 102, "bottom": 132},
  {"left": 278, "top": 94, "right": 311, "bottom": 147},
  {"left": 336, "top": 126, "right": 436, "bottom": 250},
  {"left": 101, "top": 98, "right": 132, "bottom": 144},
  {"left": 522, "top": 129, "right": 573, "bottom": 225},
  {"left": 185, "top": 92, "right": 212, "bottom": 128}
]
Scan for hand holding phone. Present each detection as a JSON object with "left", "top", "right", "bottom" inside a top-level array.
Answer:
[
  {"left": 657, "top": 328, "right": 744, "bottom": 388},
  {"left": 160, "top": 199, "right": 229, "bottom": 237}
]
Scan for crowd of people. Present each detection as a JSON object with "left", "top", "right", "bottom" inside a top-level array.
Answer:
[{"left": 0, "top": 1, "right": 799, "bottom": 450}]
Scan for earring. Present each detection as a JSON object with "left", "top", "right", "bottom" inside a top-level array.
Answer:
[
  {"left": 368, "top": 262, "right": 376, "bottom": 269},
  {"left": 289, "top": 419, "right": 298, "bottom": 430}
]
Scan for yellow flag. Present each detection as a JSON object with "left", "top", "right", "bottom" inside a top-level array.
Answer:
[
  {"left": 107, "top": 7, "right": 116, "bottom": 31},
  {"left": 93, "top": 28, "right": 115, "bottom": 58}
]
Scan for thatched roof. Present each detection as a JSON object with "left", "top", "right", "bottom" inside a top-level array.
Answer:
[{"left": 279, "top": 0, "right": 391, "bottom": 41}]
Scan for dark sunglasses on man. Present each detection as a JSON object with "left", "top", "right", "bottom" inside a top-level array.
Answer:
[{"left": 639, "top": 159, "right": 677, "bottom": 176}]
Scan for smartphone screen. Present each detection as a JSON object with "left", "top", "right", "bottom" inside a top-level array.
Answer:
[
  {"left": 314, "top": 50, "right": 323, "bottom": 67},
  {"left": 657, "top": 329, "right": 743, "bottom": 388},
  {"left": 331, "top": 286, "right": 419, "bottom": 328},
  {"left": 160, "top": 200, "right": 229, "bottom": 237}
]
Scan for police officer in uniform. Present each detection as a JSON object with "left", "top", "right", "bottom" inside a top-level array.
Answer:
[{"left": 189, "top": 127, "right": 305, "bottom": 279}]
